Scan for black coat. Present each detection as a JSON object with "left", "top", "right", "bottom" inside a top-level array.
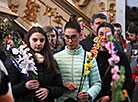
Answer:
[
  {"left": 0, "top": 70, "right": 9, "bottom": 95},
  {"left": 80, "top": 34, "right": 124, "bottom": 53},
  {"left": 132, "top": 86, "right": 138, "bottom": 102},
  {"left": 94, "top": 51, "right": 132, "bottom": 102},
  {"left": 80, "top": 34, "right": 96, "bottom": 52},
  {"left": 7, "top": 61, "right": 63, "bottom": 102}
]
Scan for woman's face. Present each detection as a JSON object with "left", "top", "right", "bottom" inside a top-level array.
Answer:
[
  {"left": 48, "top": 30, "right": 57, "bottom": 41},
  {"left": 97, "top": 27, "right": 112, "bottom": 50},
  {"left": 29, "top": 32, "right": 46, "bottom": 52}
]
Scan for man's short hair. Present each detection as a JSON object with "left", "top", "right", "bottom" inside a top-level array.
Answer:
[
  {"left": 128, "top": 24, "right": 138, "bottom": 35},
  {"left": 113, "top": 23, "right": 122, "bottom": 29},
  {"left": 91, "top": 13, "right": 107, "bottom": 24},
  {"left": 64, "top": 21, "right": 81, "bottom": 34}
]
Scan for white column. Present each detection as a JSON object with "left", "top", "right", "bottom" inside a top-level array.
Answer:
[
  {"left": 0, "top": 0, "right": 9, "bottom": 8},
  {"left": 116, "top": 0, "right": 126, "bottom": 37}
]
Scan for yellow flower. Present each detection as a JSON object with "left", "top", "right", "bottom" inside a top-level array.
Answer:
[
  {"left": 93, "top": 37, "right": 98, "bottom": 41},
  {"left": 123, "top": 75, "right": 125, "bottom": 82},
  {"left": 84, "top": 64, "right": 89, "bottom": 69},
  {"left": 84, "top": 70, "right": 90, "bottom": 75},
  {"left": 94, "top": 53, "right": 97, "bottom": 58},
  {"left": 88, "top": 53, "right": 93, "bottom": 60},
  {"left": 123, "top": 89, "right": 127, "bottom": 97},
  {"left": 121, "top": 89, "right": 127, "bottom": 98},
  {"left": 88, "top": 61, "right": 93, "bottom": 67}
]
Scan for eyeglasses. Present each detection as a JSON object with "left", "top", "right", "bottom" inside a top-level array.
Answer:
[{"left": 64, "top": 35, "right": 77, "bottom": 42}]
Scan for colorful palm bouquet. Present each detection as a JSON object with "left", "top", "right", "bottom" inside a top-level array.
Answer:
[
  {"left": 80, "top": 37, "right": 100, "bottom": 91},
  {"left": 105, "top": 32, "right": 129, "bottom": 102},
  {"left": 0, "top": 17, "right": 38, "bottom": 80}
]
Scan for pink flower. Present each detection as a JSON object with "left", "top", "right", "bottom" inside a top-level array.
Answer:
[
  {"left": 108, "top": 54, "right": 120, "bottom": 65},
  {"left": 111, "top": 65, "right": 119, "bottom": 74},
  {"left": 112, "top": 73, "right": 120, "bottom": 82},
  {"left": 106, "top": 32, "right": 112, "bottom": 36},
  {"left": 90, "top": 49, "right": 96, "bottom": 54},
  {"left": 112, "top": 54, "right": 120, "bottom": 63},
  {"left": 105, "top": 42, "right": 115, "bottom": 54},
  {"left": 108, "top": 57, "right": 114, "bottom": 65}
]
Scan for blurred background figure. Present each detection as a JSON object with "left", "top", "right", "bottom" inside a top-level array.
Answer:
[
  {"left": 69, "top": 14, "right": 77, "bottom": 22},
  {"left": 113, "top": 23, "right": 127, "bottom": 52},
  {"left": 0, "top": 46, "right": 13, "bottom": 102},
  {"left": 0, "top": 68, "right": 13, "bottom": 102},
  {"left": 55, "top": 26, "right": 64, "bottom": 40},
  {"left": 44, "top": 26, "right": 64, "bottom": 54},
  {"left": 126, "top": 24, "right": 138, "bottom": 73},
  {"left": 77, "top": 17, "right": 85, "bottom": 40}
]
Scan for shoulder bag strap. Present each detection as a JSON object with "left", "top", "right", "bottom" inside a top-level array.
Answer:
[
  {"left": 103, "top": 65, "right": 111, "bottom": 81},
  {"left": 78, "top": 51, "right": 86, "bottom": 94}
]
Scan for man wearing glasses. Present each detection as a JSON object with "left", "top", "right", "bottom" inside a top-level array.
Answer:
[{"left": 54, "top": 21, "right": 101, "bottom": 102}]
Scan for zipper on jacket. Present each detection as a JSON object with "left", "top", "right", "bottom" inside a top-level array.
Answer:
[{"left": 72, "top": 55, "right": 74, "bottom": 82}]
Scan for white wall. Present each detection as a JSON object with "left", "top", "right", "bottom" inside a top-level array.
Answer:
[
  {"left": 127, "top": 0, "right": 138, "bottom": 7},
  {"left": 116, "top": 0, "right": 126, "bottom": 37}
]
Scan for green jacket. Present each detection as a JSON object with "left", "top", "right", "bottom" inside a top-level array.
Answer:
[{"left": 54, "top": 45, "right": 101, "bottom": 102}]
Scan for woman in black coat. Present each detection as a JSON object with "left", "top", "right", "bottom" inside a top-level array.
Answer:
[
  {"left": 8, "top": 26, "right": 63, "bottom": 102},
  {"left": 94, "top": 23, "right": 132, "bottom": 102}
]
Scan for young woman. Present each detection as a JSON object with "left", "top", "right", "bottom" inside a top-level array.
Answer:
[{"left": 8, "top": 26, "right": 63, "bottom": 102}]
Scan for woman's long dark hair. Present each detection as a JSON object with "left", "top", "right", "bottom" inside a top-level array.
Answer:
[{"left": 26, "top": 26, "right": 59, "bottom": 74}]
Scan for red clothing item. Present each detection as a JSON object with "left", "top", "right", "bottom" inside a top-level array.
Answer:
[{"left": 132, "top": 62, "right": 138, "bottom": 90}]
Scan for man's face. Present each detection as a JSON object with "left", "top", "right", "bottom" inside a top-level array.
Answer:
[
  {"left": 128, "top": 33, "right": 138, "bottom": 43},
  {"left": 91, "top": 18, "right": 106, "bottom": 35},
  {"left": 114, "top": 27, "right": 122, "bottom": 37},
  {"left": 64, "top": 28, "right": 80, "bottom": 50}
]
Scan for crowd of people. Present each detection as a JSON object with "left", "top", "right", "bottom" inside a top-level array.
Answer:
[{"left": 0, "top": 13, "right": 138, "bottom": 102}]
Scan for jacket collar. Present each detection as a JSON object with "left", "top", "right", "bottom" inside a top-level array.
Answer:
[{"left": 65, "top": 45, "right": 83, "bottom": 55}]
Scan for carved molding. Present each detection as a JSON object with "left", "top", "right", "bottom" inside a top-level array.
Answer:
[
  {"left": 23, "top": 0, "right": 40, "bottom": 23},
  {"left": 38, "top": 0, "right": 64, "bottom": 26},
  {"left": 78, "top": 0, "right": 90, "bottom": 7},
  {"left": 8, "top": 3, "right": 19, "bottom": 13},
  {"left": 51, "top": 0, "right": 91, "bottom": 31},
  {"left": 0, "top": 0, "right": 18, "bottom": 17}
]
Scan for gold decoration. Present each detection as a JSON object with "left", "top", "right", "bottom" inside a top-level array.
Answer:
[
  {"left": 43, "top": 5, "right": 56, "bottom": 17},
  {"left": 109, "top": 3, "right": 116, "bottom": 24},
  {"left": 99, "top": 2, "right": 105, "bottom": 11},
  {"left": 109, "top": 3, "right": 116, "bottom": 11},
  {"left": 38, "top": 0, "right": 56, "bottom": 25},
  {"left": 99, "top": 2, "right": 116, "bottom": 24},
  {"left": 23, "top": 0, "right": 40, "bottom": 23},
  {"left": 8, "top": 3, "right": 19, "bottom": 13},
  {"left": 53, "top": 12, "right": 63, "bottom": 26}
]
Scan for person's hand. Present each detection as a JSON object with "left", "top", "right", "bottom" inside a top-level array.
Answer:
[
  {"left": 77, "top": 91, "right": 89, "bottom": 100},
  {"left": 135, "top": 76, "right": 138, "bottom": 85},
  {"left": 35, "top": 88, "right": 49, "bottom": 100},
  {"left": 63, "top": 82, "right": 77, "bottom": 90},
  {"left": 25, "top": 80, "right": 40, "bottom": 90},
  {"left": 96, "top": 96, "right": 110, "bottom": 102}
]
